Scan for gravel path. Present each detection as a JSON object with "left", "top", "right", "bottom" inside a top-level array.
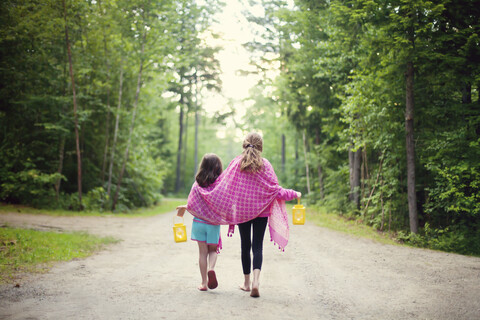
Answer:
[{"left": 1, "top": 211, "right": 479, "bottom": 320}]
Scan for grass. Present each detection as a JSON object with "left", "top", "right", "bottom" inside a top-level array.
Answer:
[
  {"left": 0, "top": 198, "right": 186, "bottom": 283},
  {"left": 0, "top": 198, "right": 187, "bottom": 217},
  {"left": 0, "top": 227, "right": 118, "bottom": 283},
  {"left": 288, "top": 204, "right": 400, "bottom": 246}
]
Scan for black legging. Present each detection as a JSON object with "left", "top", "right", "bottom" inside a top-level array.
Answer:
[{"left": 238, "top": 217, "right": 268, "bottom": 275}]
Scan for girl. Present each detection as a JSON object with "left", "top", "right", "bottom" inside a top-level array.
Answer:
[
  {"left": 176, "top": 153, "right": 223, "bottom": 291},
  {"left": 182, "top": 133, "right": 301, "bottom": 298},
  {"left": 236, "top": 132, "right": 300, "bottom": 298}
]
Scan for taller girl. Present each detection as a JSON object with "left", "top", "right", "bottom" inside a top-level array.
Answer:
[{"left": 237, "top": 132, "right": 300, "bottom": 297}]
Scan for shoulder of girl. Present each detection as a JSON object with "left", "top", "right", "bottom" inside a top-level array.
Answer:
[{"left": 262, "top": 158, "right": 275, "bottom": 172}]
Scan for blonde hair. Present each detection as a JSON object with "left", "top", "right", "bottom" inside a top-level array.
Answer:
[{"left": 240, "top": 132, "right": 264, "bottom": 172}]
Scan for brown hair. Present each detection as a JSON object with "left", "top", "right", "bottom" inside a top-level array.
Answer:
[
  {"left": 240, "top": 132, "right": 264, "bottom": 173},
  {"left": 196, "top": 153, "right": 223, "bottom": 187}
]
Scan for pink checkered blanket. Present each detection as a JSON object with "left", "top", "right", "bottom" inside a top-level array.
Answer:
[{"left": 187, "top": 156, "right": 289, "bottom": 250}]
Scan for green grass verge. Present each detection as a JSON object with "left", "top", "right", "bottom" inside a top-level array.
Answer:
[
  {"left": 288, "top": 204, "right": 400, "bottom": 246},
  {"left": 0, "top": 227, "right": 118, "bottom": 283},
  {"left": 302, "top": 206, "right": 480, "bottom": 256},
  {"left": 0, "top": 198, "right": 187, "bottom": 217}
]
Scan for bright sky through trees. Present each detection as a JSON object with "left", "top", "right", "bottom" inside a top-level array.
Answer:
[
  {"left": 200, "top": 0, "right": 290, "bottom": 138},
  {"left": 200, "top": 0, "right": 260, "bottom": 136}
]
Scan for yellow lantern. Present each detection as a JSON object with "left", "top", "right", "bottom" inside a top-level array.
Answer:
[
  {"left": 292, "top": 198, "right": 305, "bottom": 225},
  {"left": 173, "top": 216, "right": 187, "bottom": 243}
]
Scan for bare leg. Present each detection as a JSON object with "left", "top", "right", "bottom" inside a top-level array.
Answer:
[
  {"left": 252, "top": 268, "right": 261, "bottom": 289},
  {"left": 198, "top": 242, "right": 208, "bottom": 291},
  {"left": 250, "top": 268, "right": 261, "bottom": 297},
  {"left": 207, "top": 244, "right": 219, "bottom": 289},
  {"left": 240, "top": 273, "right": 251, "bottom": 291},
  {"left": 207, "top": 245, "right": 218, "bottom": 271}
]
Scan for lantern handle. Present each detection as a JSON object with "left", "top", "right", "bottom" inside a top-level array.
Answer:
[
  {"left": 173, "top": 215, "right": 184, "bottom": 225},
  {"left": 297, "top": 197, "right": 301, "bottom": 205}
]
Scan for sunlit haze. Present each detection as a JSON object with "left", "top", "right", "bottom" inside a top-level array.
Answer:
[{"left": 200, "top": 0, "right": 265, "bottom": 139}]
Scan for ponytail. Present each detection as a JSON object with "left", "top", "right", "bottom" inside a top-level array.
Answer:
[{"left": 240, "top": 132, "right": 264, "bottom": 173}]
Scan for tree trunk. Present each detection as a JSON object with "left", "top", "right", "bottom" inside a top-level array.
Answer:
[
  {"left": 352, "top": 149, "right": 361, "bottom": 209},
  {"left": 281, "top": 134, "right": 286, "bottom": 173},
  {"left": 388, "top": 203, "right": 392, "bottom": 232},
  {"left": 63, "top": 0, "right": 82, "bottom": 204},
  {"left": 175, "top": 102, "right": 184, "bottom": 193},
  {"left": 194, "top": 72, "right": 199, "bottom": 178},
  {"left": 101, "top": 95, "right": 110, "bottom": 184},
  {"left": 112, "top": 28, "right": 146, "bottom": 211},
  {"left": 349, "top": 144, "right": 361, "bottom": 209},
  {"left": 317, "top": 165, "right": 324, "bottom": 199},
  {"left": 294, "top": 134, "right": 299, "bottom": 177},
  {"left": 361, "top": 148, "right": 365, "bottom": 210},
  {"left": 405, "top": 61, "right": 418, "bottom": 233},
  {"left": 55, "top": 44, "right": 68, "bottom": 202},
  {"left": 349, "top": 148, "right": 354, "bottom": 192},
  {"left": 361, "top": 146, "right": 369, "bottom": 209},
  {"left": 99, "top": 0, "right": 111, "bottom": 184},
  {"left": 314, "top": 129, "right": 324, "bottom": 199},
  {"left": 182, "top": 110, "right": 189, "bottom": 179},
  {"left": 106, "top": 65, "right": 123, "bottom": 199},
  {"left": 380, "top": 177, "right": 385, "bottom": 231},
  {"left": 302, "top": 130, "right": 311, "bottom": 195},
  {"left": 194, "top": 109, "right": 199, "bottom": 174},
  {"left": 462, "top": 82, "right": 472, "bottom": 104},
  {"left": 54, "top": 135, "right": 66, "bottom": 200}
]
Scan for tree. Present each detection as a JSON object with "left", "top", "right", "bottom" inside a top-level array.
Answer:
[
  {"left": 111, "top": 2, "right": 147, "bottom": 211},
  {"left": 63, "top": 0, "right": 83, "bottom": 204}
]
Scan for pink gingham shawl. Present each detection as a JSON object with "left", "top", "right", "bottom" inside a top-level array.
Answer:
[{"left": 187, "top": 156, "right": 289, "bottom": 251}]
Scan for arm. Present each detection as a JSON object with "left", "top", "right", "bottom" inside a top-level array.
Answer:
[
  {"left": 262, "top": 159, "right": 301, "bottom": 201},
  {"left": 176, "top": 205, "right": 188, "bottom": 217},
  {"left": 277, "top": 188, "right": 302, "bottom": 201}
]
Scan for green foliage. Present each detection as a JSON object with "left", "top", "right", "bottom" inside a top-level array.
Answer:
[
  {"left": 398, "top": 223, "right": 480, "bottom": 256},
  {"left": 244, "top": 0, "right": 480, "bottom": 256},
  {"left": 0, "top": 0, "right": 220, "bottom": 210},
  {"left": 320, "top": 163, "right": 352, "bottom": 213},
  {"left": 423, "top": 130, "right": 480, "bottom": 221},
  {"left": 0, "top": 157, "right": 63, "bottom": 207}
]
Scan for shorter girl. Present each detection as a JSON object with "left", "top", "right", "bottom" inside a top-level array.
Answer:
[{"left": 176, "top": 153, "right": 222, "bottom": 291}]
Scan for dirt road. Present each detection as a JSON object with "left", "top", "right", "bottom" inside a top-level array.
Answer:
[{"left": 1, "top": 211, "right": 479, "bottom": 320}]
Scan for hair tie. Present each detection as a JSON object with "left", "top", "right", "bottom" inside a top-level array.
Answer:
[{"left": 246, "top": 144, "right": 254, "bottom": 148}]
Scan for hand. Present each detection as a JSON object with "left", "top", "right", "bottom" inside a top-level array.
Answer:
[
  {"left": 296, "top": 192, "right": 302, "bottom": 198},
  {"left": 176, "top": 205, "right": 187, "bottom": 217}
]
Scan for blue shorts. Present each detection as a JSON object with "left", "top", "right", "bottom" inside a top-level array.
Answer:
[{"left": 191, "top": 218, "right": 220, "bottom": 245}]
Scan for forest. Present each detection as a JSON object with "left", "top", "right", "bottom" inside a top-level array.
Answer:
[{"left": 1, "top": 0, "right": 479, "bottom": 255}]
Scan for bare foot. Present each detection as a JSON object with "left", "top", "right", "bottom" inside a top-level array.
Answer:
[
  {"left": 250, "top": 287, "right": 260, "bottom": 298},
  {"left": 198, "top": 285, "right": 207, "bottom": 291},
  {"left": 207, "top": 270, "right": 218, "bottom": 289},
  {"left": 250, "top": 282, "right": 260, "bottom": 297},
  {"left": 239, "top": 284, "right": 251, "bottom": 292}
]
